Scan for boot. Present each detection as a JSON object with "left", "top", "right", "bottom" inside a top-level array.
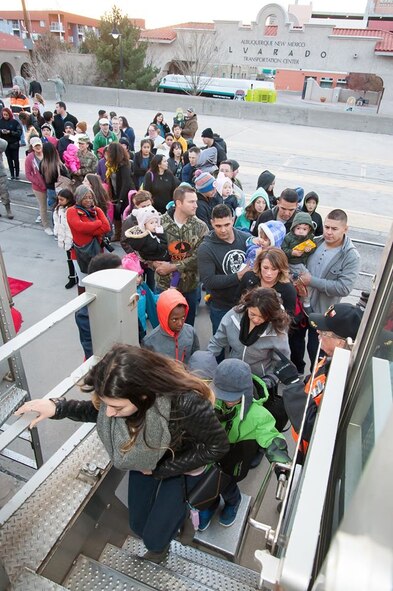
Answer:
[
  {"left": 77, "top": 285, "right": 85, "bottom": 295},
  {"left": 111, "top": 219, "right": 122, "bottom": 242},
  {"left": 65, "top": 276, "right": 78, "bottom": 289},
  {"left": 65, "top": 252, "right": 77, "bottom": 289},
  {"left": 5, "top": 204, "right": 14, "bottom": 220}
]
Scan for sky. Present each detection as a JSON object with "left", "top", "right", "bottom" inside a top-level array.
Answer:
[{"left": 24, "top": 1, "right": 368, "bottom": 29}]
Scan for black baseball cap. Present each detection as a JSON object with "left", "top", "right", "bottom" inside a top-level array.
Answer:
[{"left": 309, "top": 303, "right": 363, "bottom": 340}]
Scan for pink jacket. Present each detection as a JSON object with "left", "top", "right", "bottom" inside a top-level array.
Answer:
[{"left": 24, "top": 152, "right": 46, "bottom": 193}]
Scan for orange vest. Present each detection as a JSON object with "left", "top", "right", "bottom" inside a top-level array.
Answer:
[{"left": 291, "top": 357, "right": 328, "bottom": 454}]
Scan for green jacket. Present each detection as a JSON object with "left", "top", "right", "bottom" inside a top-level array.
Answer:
[
  {"left": 155, "top": 211, "right": 208, "bottom": 293},
  {"left": 92, "top": 131, "right": 118, "bottom": 156}
]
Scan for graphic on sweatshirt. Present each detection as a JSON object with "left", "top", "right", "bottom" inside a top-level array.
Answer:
[
  {"left": 168, "top": 240, "right": 192, "bottom": 261},
  {"left": 222, "top": 250, "right": 246, "bottom": 274}
]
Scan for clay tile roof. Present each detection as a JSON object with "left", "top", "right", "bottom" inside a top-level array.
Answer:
[
  {"left": 140, "top": 27, "right": 177, "bottom": 41},
  {"left": 0, "top": 32, "right": 27, "bottom": 51},
  {"left": 140, "top": 21, "right": 214, "bottom": 41},
  {"left": 333, "top": 28, "right": 393, "bottom": 53}
]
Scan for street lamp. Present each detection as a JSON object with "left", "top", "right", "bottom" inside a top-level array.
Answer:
[{"left": 111, "top": 26, "right": 124, "bottom": 89}]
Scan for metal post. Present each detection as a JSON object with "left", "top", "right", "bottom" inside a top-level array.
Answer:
[{"left": 119, "top": 35, "right": 124, "bottom": 89}]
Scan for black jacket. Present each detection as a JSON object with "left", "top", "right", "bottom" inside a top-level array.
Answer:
[
  {"left": 29, "top": 80, "right": 42, "bottom": 97},
  {"left": 53, "top": 112, "right": 78, "bottom": 139},
  {"left": 196, "top": 193, "right": 215, "bottom": 230},
  {"left": 143, "top": 169, "right": 180, "bottom": 214},
  {"left": 197, "top": 228, "right": 248, "bottom": 309},
  {"left": 0, "top": 117, "right": 22, "bottom": 146},
  {"left": 52, "top": 391, "right": 229, "bottom": 479}
]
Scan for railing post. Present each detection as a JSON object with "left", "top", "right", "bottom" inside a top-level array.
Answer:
[{"left": 82, "top": 269, "right": 139, "bottom": 357}]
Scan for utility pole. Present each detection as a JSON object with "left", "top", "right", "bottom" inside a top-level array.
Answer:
[{"left": 20, "top": 0, "right": 35, "bottom": 67}]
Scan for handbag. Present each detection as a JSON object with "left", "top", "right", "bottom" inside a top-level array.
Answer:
[
  {"left": 73, "top": 238, "right": 101, "bottom": 273},
  {"left": 187, "top": 464, "right": 232, "bottom": 511},
  {"left": 55, "top": 166, "right": 73, "bottom": 194}
]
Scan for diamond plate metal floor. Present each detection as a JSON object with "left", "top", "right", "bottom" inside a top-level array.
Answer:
[
  {"left": 13, "top": 568, "right": 68, "bottom": 590},
  {"left": 123, "top": 536, "right": 260, "bottom": 588},
  {"left": 102, "top": 543, "right": 257, "bottom": 591},
  {"left": 63, "top": 555, "right": 154, "bottom": 591}
]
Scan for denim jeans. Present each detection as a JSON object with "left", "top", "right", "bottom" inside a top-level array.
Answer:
[
  {"left": 209, "top": 304, "right": 231, "bottom": 363},
  {"left": 46, "top": 189, "right": 57, "bottom": 208}
]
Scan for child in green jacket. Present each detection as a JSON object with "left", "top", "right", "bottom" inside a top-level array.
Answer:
[{"left": 190, "top": 355, "right": 291, "bottom": 531}]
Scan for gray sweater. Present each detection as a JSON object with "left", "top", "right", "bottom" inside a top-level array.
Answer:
[
  {"left": 207, "top": 309, "right": 290, "bottom": 378},
  {"left": 307, "top": 235, "right": 360, "bottom": 314}
]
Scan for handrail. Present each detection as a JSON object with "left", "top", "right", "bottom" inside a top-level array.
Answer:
[
  {"left": 0, "top": 292, "right": 95, "bottom": 363},
  {"left": 0, "top": 356, "right": 100, "bottom": 453}
]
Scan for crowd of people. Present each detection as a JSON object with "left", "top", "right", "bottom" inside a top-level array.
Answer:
[{"left": 4, "top": 86, "right": 365, "bottom": 565}]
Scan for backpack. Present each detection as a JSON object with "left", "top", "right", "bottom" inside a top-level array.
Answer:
[{"left": 252, "top": 374, "right": 288, "bottom": 432}]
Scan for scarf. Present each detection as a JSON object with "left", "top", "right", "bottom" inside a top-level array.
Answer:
[
  {"left": 96, "top": 396, "right": 172, "bottom": 471},
  {"left": 239, "top": 312, "right": 269, "bottom": 347},
  {"left": 105, "top": 159, "right": 118, "bottom": 180}
]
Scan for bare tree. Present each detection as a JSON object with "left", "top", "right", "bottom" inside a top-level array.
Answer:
[{"left": 170, "top": 30, "right": 223, "bottom": 95}]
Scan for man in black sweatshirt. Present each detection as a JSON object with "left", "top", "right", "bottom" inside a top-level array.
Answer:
[{"left": 197, "top": 204, "right": 249, "bottom": 335}]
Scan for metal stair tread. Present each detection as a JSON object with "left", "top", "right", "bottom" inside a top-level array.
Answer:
[
  {"left": 0, "top": 385, "right": 28, "bottom": 426},
  {"left": 123, "top": 536, "right": 260, "bottom": 588},
  {"left": 13, "top": 568, "right": 68, "bottom": 590},
  {"left": 100, "top": 543, "right": 216, "bottom": 591},
  {"left": 63, "top": 554, "right": 155, "bottom": 591}
]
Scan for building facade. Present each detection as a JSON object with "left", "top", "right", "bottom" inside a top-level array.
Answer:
[{"left": 141, "top": 2, "right": 393, "bottom": 101}]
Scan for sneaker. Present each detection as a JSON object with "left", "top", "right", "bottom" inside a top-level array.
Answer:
[
  {"left": 44, "top": 227, "right": 54, "bottom": 236},
  {"left": 219, "top": 499, "right": 241, "bottom": 527},
  {"left": 198, "top": 498, "right": 220, "bottom": 532},
  {"left": 35, "top": 215, "right": 41, "bottom": 223}
]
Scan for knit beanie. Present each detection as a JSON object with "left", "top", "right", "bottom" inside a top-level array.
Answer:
[
  {"left": 258, "top": 220, "right": 286, "bottom": 247},
  {"left": 214, "top": 172, "right": 232, "bottom": 196},
  {"left": 194, "top": 170, "right": 215, "bottom": 194},
  {"left": 201, "top": 127, "right": 214, "bottom": 139},
  {"left": 290, "top": 211, "right": 314, "bottom": 232},
  {"left": 77, "top": 121, "right": 87, "bottom": 133},
  {"left": 294, "top": 187, "right": 304, "bottom": 203},
  {"left": 132, "top": 206, "right": 161, "bottom": 231}
]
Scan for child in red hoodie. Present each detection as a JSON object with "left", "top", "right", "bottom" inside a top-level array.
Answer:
[{"left": 141, "top": 290, "right": 199, "bottom": 363}]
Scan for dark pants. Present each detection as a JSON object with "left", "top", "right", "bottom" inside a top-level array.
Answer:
[
  {"left": 209, "top": 304, "right": 231, "bottom": 363},
  {"left": 289, "top": 322, "right": 320, "bottom": 373},
  {"left": 128, "top": 471, "right": 202, "bottom": 552},
  {"left": 5, "top": 143, "right": 20, "bottom": 178},
  {"left": 221, "top": 477, "right": 241, "bottom": 506}
]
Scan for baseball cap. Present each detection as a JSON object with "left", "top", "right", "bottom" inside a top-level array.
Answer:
[
  {"left": 99, "top": 118, "right": 110, "bottom": 125},
  {"left": 187, "top": 107, "right": 194, "bottom": 113},
  {"left": 309, "top": 303, "right": 363, "bottom": 340},
  {"left": 212, "top": 359, "right": 253, "bottom": 402},
  {"left": 30, "top": 137, "right": 42, "bottom": 147}
]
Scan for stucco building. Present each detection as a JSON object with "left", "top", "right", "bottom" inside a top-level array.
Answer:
[{"left": 141, "top": 1, "right": 393, "bottom": 101}]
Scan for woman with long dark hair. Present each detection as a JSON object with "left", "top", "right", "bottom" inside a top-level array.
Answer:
[
  {"left": 208, "top": 287, "right": 291, "bottom": 379},
  {"left": 105, "top": 142, "right": 133, "bottom": 241},
  {"left": 149, "top": 112, "right": 170, "bottom": 138},
  {"left": 239, "top": 247, "right": 297, "bottom": 316},
  {"left": 143, "top": 154, "right": 179, "bottom": 214},
  {"left": 133, "top": 139, "right": 154, "bottom": 190},
  {"left": 167, "top": 141, "right": 184, "bottom": 180},
  {"left": 0, "top": 107, "right": 22, "bottom": 179},
  {"left": 40, "top": 142, "right": 70, "bottom": 209},
  {"left": 15, "top": 344, "right": 228, "bottom": 563},
  {"left": 118, "top": 115, "right": 135, "bottom": 152}
]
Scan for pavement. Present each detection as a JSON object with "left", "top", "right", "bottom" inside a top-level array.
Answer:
[{"left": 0, "top": 99, "right": 392, "bottom": 569}]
